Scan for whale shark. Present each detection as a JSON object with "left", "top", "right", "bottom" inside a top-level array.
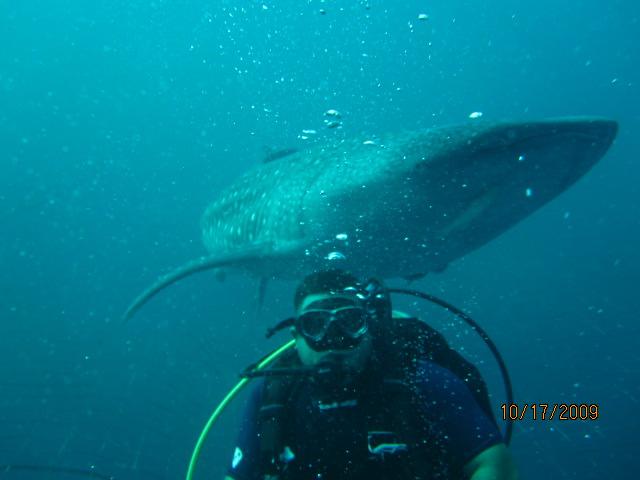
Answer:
[{"left": 124, "top": 116, "right": 617, "bottom": 321}]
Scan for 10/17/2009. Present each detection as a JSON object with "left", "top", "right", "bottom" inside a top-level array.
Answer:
[{"left": 501, "top": 403, "right": 599, "bottom": 421}]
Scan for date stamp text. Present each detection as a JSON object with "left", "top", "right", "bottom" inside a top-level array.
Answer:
[{"left": 500, "top": 403, "right": 599, "bottom": 421}]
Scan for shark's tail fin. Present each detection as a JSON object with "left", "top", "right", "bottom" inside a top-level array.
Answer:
[{"left": 122, "top": 248, "right": 267, "bottom": 323}]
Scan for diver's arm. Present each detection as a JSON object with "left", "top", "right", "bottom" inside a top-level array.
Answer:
[{"left": 463, "top": 444, "right": 518, "bottom": 480}]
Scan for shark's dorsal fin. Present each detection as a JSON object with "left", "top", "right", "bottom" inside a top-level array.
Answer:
[{"left": 262, "top": 147, "right": 299, "bottom": 163}]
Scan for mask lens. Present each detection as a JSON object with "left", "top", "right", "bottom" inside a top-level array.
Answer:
[
  {"left": 298, "top": 310, "right": 331, "bottom": 340},
  {"left": 334, "top": 307, "right": 368, "bottom": 337}
]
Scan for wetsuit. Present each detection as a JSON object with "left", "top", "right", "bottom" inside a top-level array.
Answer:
[{"left": 228, "top": 358, "right": 502, "bottom": 480}]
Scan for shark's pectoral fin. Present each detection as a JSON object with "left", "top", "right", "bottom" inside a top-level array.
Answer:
[
  {"left": 123, "top": 245, "right": 272, "bottom": 323},
  {"left": 257, "top": 277, "right": 269, "bottom": 308},
  {"left": 213, "top": 268, "right": 227, "bottom": 282},
  {"left": 402, "top": 272, "right": 427, "bottom": 283}
]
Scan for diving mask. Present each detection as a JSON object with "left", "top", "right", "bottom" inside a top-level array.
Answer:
[{"left": 296, "top": 301, "right": 369, "bottom": 351}]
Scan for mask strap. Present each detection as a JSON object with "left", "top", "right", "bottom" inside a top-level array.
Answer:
[{"left": 265, "top": 317, "right": 295, "bottom": 338}]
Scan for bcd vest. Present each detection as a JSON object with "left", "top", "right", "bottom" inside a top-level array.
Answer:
[{"left": 257, "top": 316, "right": 497, "bottom": 479}]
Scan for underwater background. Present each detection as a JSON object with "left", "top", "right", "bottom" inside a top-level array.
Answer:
[{"left": 1, "top": 1, "right": 638, "bottom": 479}]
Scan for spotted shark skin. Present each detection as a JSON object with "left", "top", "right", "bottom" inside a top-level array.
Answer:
[{"left": 124, "top": 117, "right": 617, "bottom": 321}]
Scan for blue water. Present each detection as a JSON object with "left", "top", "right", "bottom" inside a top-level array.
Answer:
[{"left": 1, "top": 1, "right": 638, "bottom": 479}]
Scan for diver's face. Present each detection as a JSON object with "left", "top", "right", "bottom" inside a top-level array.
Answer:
[{"left": 294, "top": 293, "right": 373, "bottom": 372}]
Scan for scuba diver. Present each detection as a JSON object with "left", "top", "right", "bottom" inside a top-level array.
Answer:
[{"left": 224, "top": 269, "right": 519, "bottom": 480}]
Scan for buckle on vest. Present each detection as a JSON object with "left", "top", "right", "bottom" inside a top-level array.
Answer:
[{"left": 367, "top": 431, "right": 408, "bottom": 456}]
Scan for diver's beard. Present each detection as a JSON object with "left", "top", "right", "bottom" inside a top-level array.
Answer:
[{"left": 310, "top": 351, "right": 366, "bottom": 394}]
